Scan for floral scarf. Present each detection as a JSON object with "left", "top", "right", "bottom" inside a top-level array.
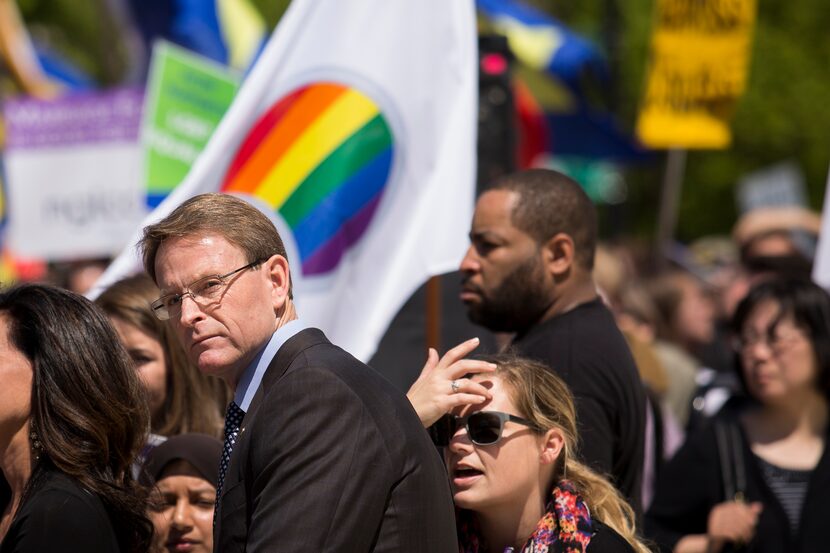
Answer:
[{"left": 457, "top": 479, "right": 594, "bottom": 553}]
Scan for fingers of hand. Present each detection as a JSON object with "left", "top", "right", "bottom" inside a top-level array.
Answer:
[
  {"left": 448, "top": 392, "right": 491, "bottom": 409},
  {"left": 449, "top": 378, "right": 491, "bottom": 399},
  {"left": 439, "top": 337, "right": 481, "bottom": 368},
  {"left": 413, "top": 349, "right": 441, "bottom": 385},
  {"left": 422, "top": 348, "right": 440, "bottom": 374},
  {"left": 710, "top": 502, "right": 760, "bottom": 542},
  {"left": 448, "top": 360, "right": 497, "bottom": 380}
]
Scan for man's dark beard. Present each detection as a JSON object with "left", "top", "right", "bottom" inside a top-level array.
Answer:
[{"left": 464, "top": 255, "right": 550, "bottom": 333}]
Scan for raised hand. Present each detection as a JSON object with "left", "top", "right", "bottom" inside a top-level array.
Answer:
[{"left": 407, "top": 337, "right": 497, "bottom": 427}]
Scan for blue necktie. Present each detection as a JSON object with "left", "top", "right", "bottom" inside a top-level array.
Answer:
[{"left": 216, "top": 401, "right": 245, "bottom": 514}]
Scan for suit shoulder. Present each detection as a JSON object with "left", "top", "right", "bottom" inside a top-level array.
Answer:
[
  {"left": 286, "top": 342, "right": 404, "bottom": 402},
  {"left": 262, "top": 348, "right": 416, "bottom": 435}
]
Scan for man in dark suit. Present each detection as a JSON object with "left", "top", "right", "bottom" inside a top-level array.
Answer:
[{"left": 139, "top": 193, "right": 457, "bottom": 552}]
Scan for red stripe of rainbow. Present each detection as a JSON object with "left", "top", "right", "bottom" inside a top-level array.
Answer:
[{"left": 221, "top": 82, "right": 394, "bottom": 275}]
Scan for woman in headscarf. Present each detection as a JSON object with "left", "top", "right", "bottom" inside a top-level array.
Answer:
[{"left": 140, "top": 433, "right": 222, "bottom": 553}]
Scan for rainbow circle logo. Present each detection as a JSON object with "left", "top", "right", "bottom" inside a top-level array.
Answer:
[{"left": 221, "top": 82, "right": 395, "bottom": 276}]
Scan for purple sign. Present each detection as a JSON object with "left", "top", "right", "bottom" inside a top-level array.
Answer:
[{"left": 3, "top": 88, "right": 144, "bottom": 150}]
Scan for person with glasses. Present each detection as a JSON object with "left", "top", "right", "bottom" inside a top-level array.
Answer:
[
  {"left": 423, "top": 353, "right": 648, "bottom": 553},
  {"left": 646, "top": 277, "right": 830, "bottom": 553},
  {"left": 95, "top": 274, "right": 229, "bottom": 440},
  {"left": 138, "top": 193, "right": 457, "bottom": 552}
]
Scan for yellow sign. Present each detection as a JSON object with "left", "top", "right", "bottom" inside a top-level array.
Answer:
[{"left": 636, "top": 0, "right": 757, "bottom": 149}]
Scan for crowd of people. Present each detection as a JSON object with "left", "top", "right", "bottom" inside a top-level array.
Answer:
[{"left": 0, "top": 168, "right": 828, "bottom": 552}]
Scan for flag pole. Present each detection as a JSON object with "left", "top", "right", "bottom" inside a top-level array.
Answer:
[
  {"left": 655, "top": 148, "right": 687, "bottom": 267},
  {"left": 425, "top": 275, "right": 442, "bottom": 351}
]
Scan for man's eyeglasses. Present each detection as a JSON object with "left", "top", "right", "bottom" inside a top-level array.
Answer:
[
  {"left": 429, "top": 411, "right": 538, "bottom": 447},
  {"left": 151, "top": 259, "right": 264, "bottom": 321}
]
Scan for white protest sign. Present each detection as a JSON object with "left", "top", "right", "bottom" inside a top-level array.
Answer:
[
  {"left": 4, "top": 88, "right": 147, "bottom": 260},
  {"left": 812, "top": 166, "right": 830, "bottom": 288}
]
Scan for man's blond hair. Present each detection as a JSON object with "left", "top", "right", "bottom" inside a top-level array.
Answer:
[{"left": 138, "top": 194, "right": 292, "bottom": 297}]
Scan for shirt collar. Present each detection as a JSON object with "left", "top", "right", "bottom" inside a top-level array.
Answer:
[{"left": 234, "top": 319, "right": 308, "bottom": 411}]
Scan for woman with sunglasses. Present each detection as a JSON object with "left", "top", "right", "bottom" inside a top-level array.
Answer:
[
  {"left": 413, "top": 352, "right": 648, "bottom": 553},
  {"left": 645, "top": 277, "right": 830, "bottom": 553}
]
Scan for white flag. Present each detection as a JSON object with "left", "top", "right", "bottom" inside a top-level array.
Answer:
[
  {"left": 91, "top": 0, "right": 478, "bottom": 362},
  {"left": 812, "top": 165, "right": 830, "bottom": 288}
]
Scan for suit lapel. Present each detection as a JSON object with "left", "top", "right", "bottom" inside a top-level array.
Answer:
[
  {"left": 215, "top": 328, "right": 329, "bottom": 550},
  {"left": 222, "top": 328, "right": 328, "bottom": 492}
]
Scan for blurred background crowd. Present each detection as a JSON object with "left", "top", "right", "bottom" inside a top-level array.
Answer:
[{"left": 0, "top": 1, "right": 828, "bottom": 552}]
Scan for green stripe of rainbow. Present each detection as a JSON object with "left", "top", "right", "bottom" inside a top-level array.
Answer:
[{"left": 221, "top": 82, "right": 394, "bottom": 275}]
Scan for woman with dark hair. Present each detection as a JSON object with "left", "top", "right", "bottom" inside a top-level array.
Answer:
[
  {"left": 95, "top": 274, "right": 228, "bottom": 438},
  {"left": 140, "top": 433, "right": 222, "bottom": 553},
  {"left": 646, "top": 277, "right": 830, "bottom": 552},
  {"left": 0, "top": 284, "right": 153, "bottom": 552},
  {"left": 415, "top": 352, "right": 649, "bottom": 552}
]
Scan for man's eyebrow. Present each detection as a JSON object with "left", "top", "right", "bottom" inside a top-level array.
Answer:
[
  {"left": 469, "top": 230, "right": 501, "bottom": 241},
  {"left": 158, "top": 269, "right": 218, "bottom": 294},
  {"left": 156, "top": 280, "right": 186, "bottom": 295}
]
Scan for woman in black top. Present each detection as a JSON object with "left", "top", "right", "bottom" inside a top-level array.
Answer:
[
  {"left": 646, "top": 277, "right": 830, "bottom": 553},
  {"left": 0, "top": 284, "right": 153, "bottom": 552}
]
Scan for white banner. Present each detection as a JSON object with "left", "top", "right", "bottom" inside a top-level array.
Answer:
[
  {"left": 812, "top": 166, "right": 830, "bottom": 288},
  {"left": 4, "top": 89, "right": 147, "bottom": 260},
  {"left": 91, "top": 0, "right": 478, "bottom": 362}
]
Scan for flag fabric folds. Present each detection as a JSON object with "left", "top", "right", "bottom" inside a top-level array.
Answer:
[
  {"left": 91, "top": 0, "right": 478, "bottom": 362},
  {"left": 476, "top": 0, "right": 606, "bottom": 89},
  {"left": 477, "top": 0, "right": 648, "bottom": 163},
  {"left": 128, "top": 0, "right": 266, "bottom": 71}
]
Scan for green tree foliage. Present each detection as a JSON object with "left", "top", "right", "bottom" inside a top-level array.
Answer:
[
  {"left": 530, "top": 0, "right": 830, "bottom": 241},
  {"left": 15, "top": 0, "right": 129, "bottom": 85},
  {"left": 249, "top": 0, "right": 291, "bottom": 28},
  {"left": 8, "top": 0, "right": 829, "bottom": 243},
  {"left": 7, "top": 0, "right": 291, "bottom": 88}
]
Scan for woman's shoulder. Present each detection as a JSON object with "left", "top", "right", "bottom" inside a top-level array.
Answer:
[
  {"left": 6, "top": 469, "right": 120, "bottom": 552},
  {"left": 24, "top": 469, "right": 99, "bottom": 507},
  {"left": 587, "top": 519, "right": 637, "bottom": 553}
]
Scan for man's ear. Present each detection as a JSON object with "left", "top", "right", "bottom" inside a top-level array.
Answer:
[
  {"left": 539, "top": 427, "right": 565, "bottom": 465},
  {"left": 264, "top": 254, "right": 291, "bottom": 309},
  {"left": 542, "top": 233, "right": 575, "bottom": 277}
]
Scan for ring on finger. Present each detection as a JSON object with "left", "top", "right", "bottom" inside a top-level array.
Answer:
[{"left": 451, "top": 379, "right": 461, "bottom": 393}]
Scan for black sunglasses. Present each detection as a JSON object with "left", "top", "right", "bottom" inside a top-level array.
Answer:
[{"left": 429, "top": 411, "right": 537, "bottom": 447}]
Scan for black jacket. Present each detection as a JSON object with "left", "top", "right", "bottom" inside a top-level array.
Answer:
[
  {"left": 215, "top": 327, "right": 458, "bottom": 552},
  {"left": 645, "top": 414, "right": 830, "bottom": 552},
  {"left": 0, "top": 467, "right": 121, "bottom": 553}
]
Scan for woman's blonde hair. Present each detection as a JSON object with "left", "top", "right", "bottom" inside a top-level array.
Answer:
[
  {"left": 486, "top": 353, "right": 649, "bottom": 553},
  {"left": 95, "top": 274, "right": 229, "bottom": 438}
]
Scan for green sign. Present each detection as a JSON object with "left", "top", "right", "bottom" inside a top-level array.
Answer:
[
  {"left": 143, "top": 41, "right": 241, "bottom": 208},
  {"left": 539, "top": 155, "right": 626, "bottom": 205}
]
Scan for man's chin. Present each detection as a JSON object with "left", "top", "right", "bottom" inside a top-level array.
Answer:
[
  {"left": 195, "top": 352, "right": 235, "bottom": 381},
  {"left": 197, "top": 364, "right": 226, "bottom": 380},
  {"left": 467, "top": 306, "right": 511, "bottom": 333},
  {"left": 464, "top": 305, "right": 486, "bottom": 327}
]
